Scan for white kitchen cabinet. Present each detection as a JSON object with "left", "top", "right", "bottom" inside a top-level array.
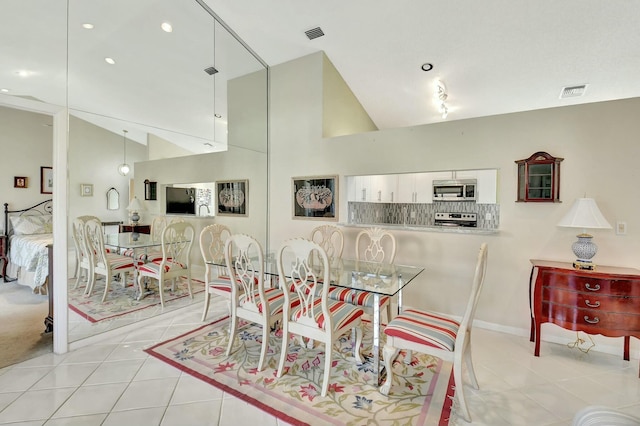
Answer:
[
  {"left": 397, "top": 173, "right": 433, "bottom": 203},
  {"left": 475, "top": 169, "right": 498, "bottom": 203},
  {"left": 371, "top": 174, "right": 398, "bottom": 202}
]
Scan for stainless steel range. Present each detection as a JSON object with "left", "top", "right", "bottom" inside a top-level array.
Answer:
[{"left": 434, "top": 212, "right": 477, "bottom": 227}]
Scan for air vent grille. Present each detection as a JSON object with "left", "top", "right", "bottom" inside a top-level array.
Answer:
[
  {"left": 560, "top": 84, "right": 587, "bottom": 98},
  {"left": 204, "top": 66, "right": 218, "bottom": 75},
  {"left": 305, "top": 27, "right": 324, "bottom": 40}
]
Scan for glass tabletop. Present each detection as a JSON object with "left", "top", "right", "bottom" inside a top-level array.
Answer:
[
  {"left": 207, "top": 255, "right": 424, "bottom": 297},
  {"left": 104, "top": 232, "right": 162, "bottom": 250}
]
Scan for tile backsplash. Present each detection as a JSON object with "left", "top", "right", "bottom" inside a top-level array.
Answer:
[{"left": 347, "top": 202, "right": 500, "bottom": 229}]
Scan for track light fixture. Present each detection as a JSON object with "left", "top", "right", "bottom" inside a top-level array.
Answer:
[{"left": 435, "top": 80, "right": 449, "bottom": 119}]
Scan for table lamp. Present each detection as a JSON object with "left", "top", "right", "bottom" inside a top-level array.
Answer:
[
  {"left": 557, "top": 198, "right": 611, "bottom": 270},
  {"left": 126, "top": 197, "right": 146, "bottom": 225}
]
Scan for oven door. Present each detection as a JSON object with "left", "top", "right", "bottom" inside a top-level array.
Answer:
[{"left": 433, "top": 184, "right": 464, "bottom": 200}]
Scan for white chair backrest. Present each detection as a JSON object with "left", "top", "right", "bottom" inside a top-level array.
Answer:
[
  {"left": 355, "top": 227, "right": 397, "bottom": 264},
  {"left": 200, "top": 224, "right": 232, "bottom": 265},
  {"left": 84, "top": 218, "right": 108, "bottom": 267},
  {"left": 73, "top": 215, "right": 100, "bottom": 260},
  {"left": 310, "top": 225, "right": 344, "bottom": 261},
  {"left": 150, "top": 216, "right": 168, "bottom": 241},
  {"left": 277, "top": 238, "right": 331, "bottom": 330},
  {"left": 160, "top": 221, "right": 195, "bottom": 269},
  {"left": 225, "top": 234, "right": 264, "bottom": 311},
  {"left": 456, "top": 243, "right": 488, "bottom": 345}
]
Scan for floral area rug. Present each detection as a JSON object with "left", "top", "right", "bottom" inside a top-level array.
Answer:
[
  {"left": 145, "top": 316, "right": 455, "bottom": 425},
  {"left": 68, "top": 276, "right": 204, "bottom": 323}
]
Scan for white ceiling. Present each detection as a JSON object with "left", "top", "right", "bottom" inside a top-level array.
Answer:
[
  {"left": 3, "top": 0, "right": 640, "bottom": 151},
  {"left": 205, "top": 0, "right": 640, "bottom": 129}
]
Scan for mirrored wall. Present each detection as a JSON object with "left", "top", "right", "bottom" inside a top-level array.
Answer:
[{"left": 66, "top": 0, "right": 268, "bottom": 342}]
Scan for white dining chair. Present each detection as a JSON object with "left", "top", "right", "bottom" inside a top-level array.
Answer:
[
  {"left": 276, "top": 238, "right": 364, "bottom": 397},
  {"left": 329, "top": 227, "right": 396, "bottom": 323},
  {"left": 380, "top": 243, "right": 488, "bottom": 423},
  {"left": 200, "top": 223, "right": 233, "bottom": 321},
  {"left": 71, "top": 215, "right": 95, "bottom": 290},
  {"left": 137, "top": 221, "right": 195, "bottom": 308},
  {"left": 225, "top": 233, "right": 285, "bottom": 371},
  {"left": 83, "top": 218, "right": 141, "bottom": 302}
]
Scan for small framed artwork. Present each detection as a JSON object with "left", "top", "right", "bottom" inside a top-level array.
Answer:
[
  {"left": 216, "top": 179, "right": 248, "bottom": 216},
  {"left": 292, "top": 175, "right": 338, "bottom": 221},
  {"left": 80, "top": 183, "right": 94, "bottom": 197},
  {"left": 14, "top": 176, "right": 28, "bottom": 188},
  {"left": 40, "top": 166, "right": 53, "bottom": 194}
]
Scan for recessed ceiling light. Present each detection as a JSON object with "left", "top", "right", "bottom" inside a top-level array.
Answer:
[
  {"left": 161, "top": 22, "right": 173, "bottom": 33},
  {"left": 1, "top": 88, "right": 9, "bottom": 93},
  {"left": 421, "top": 63, "right": 434, "bottom": 72},
  {"left": 82, "top": 23, "right": 94, "bottom": 29},
  {"left": 105, "top": 57, "right": 116, "bottom": 65}
]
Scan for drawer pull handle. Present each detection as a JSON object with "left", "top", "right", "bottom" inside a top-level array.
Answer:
[
  {"left": 585, "top": 283, "right": 600, "bottom": 291},
  {"left": 584, "top": 300, "right": 600, "bottom": 308},
  {"left": 583, "top": 316, "right": 599, "bottom": 324}
]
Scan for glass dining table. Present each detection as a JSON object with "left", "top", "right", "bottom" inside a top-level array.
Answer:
[
  {"left": 104, "top": 232, "right": 163, "bottom": 300},
  {"left": 207, "top": 255, "right": 425, "bottom": 386}
]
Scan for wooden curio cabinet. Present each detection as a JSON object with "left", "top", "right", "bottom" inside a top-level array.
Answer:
[{"left": 515, "top": 151, "right": 563, "bottom": 202}]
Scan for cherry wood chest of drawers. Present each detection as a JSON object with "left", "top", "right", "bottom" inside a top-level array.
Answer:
[{"left": 529, "top": 259, "right": 640, "bottom": 374}]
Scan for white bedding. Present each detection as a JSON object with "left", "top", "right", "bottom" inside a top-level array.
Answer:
[{"left": 9, "top": 233, "right": 52, "bottom": 291}]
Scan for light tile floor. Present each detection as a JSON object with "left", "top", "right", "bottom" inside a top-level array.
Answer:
[{"left": 1, "top": 300, "right": 639, "bottom": 425}]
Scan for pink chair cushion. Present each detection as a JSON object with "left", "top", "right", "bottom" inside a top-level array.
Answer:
[
  {"left": 328, "top": 286, "right": 389, "bottom": 309},
  {"left": 239, "top": 287, "right": 288, "bottom": 316},
  {"left": 384, "top": 308, "right": 459, "bottom": 352}
]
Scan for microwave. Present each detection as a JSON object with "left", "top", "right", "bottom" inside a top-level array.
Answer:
[{"left": 433, "top": 179, "right": 477, "bottom": 201}]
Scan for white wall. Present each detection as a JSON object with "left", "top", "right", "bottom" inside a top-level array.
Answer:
[
  {"left": 0, "top": 106, "right": 54, "bottom": 232},
  {"left": 269, "top": 52, "right": 640, "bottom": 356}
]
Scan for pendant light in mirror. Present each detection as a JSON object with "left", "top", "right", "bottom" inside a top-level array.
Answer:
[{"left": 118, "top": 129, "right": 130, "bottom": 176}]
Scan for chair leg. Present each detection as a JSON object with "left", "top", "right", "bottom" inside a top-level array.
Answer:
[
  {"left": 201, "top": 292, "right": 211, "bottom": 322},
  {"left": 186, "top": 273, "right": 193, "bottom": 299},
  {"left": 353, "top": 325, "right": 363, "bottom": 363},
  {"left": 276, "top": 324, "right": 289, "bottom": 378},
  {"left": 463, "top": 340, "right": 479, "bottom": 390},
  {"left": 226, "top": 313, "right": 238, "bottom": 356},
  {"left": 453, "top": 351, "right": 471, "bottom": 422},
  {"left": 321, "top": 339, "right": 332, "bottom": 397},
  {"left": 158, "top": 276, "right": 165, "bottom": 308},
  {"left": 101, "top": 273, "right": 111, "bottom": 303},
  {"left": 257, "top": 321, "right": 269, "bottom": 372},
  {"left": 380, "top": 343, "right": 399, "bottom": 395}
]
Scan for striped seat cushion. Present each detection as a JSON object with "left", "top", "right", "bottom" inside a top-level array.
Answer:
[
  {"left": 383, "top": 308, "right": 459, "bottom": 352},
  {"left": 328, "top": 286, "right": 390, "bottom": 309},
  {"left": 207, "top": 275, "right": 233, "bottom": 292},
  {"left": 239, "top": 287, "right": 288, "bottom": 316},
  {"left": 98, "top": 253, "right": 140, "bottom": 271},
  {"left": 291, "top": 298, "right": 363, "bottom": 331},
  {"left": 139, "top": 260, "right": 186, "bottom": 275}
]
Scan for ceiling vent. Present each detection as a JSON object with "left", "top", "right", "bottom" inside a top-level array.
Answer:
[
  {"left": 305, "top": 27, "right": 324, "bottom": 40},
  {"left": 560, "top": 84, "right": 587, "bottom": 99},
  {"left": 204, "top": 66, "right": 218, "bottom": 75}
]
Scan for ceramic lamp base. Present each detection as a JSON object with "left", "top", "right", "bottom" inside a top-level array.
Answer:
[
  {"left": 572, "top": 233, "right": 597, "bottom": 265},
  {"left": 131, "top": 211, "right": 140, "bottom": 225}
]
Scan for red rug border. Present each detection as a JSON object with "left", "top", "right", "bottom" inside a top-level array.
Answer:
[
  {"left": 144, "top": 315, "right": 456, "bottom": 426},
  {"left": 68, "top": 277, "right": 205, "bottom": 323},
  {"left": 144, "top": 316, "right": 307, "bottom": 426}
]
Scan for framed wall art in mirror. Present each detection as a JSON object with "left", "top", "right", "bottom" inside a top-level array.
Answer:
[
  {"left": 40, "top": 167, "right": 53, "bottom": 194},
  {"left": 14, "top": 177, "right": 28, "bottom": 188},
  {"left": 292, "top": 175, "right": 338, "bottom": 220},
  {"left": 216, "top": 180, "right": 248, "bottom": 216},
  {"left": 80, "top": 184, "right": 93, "bottom": 197},
  {"left": 106, "top": 187, "right": 119, "bottom": 210}
]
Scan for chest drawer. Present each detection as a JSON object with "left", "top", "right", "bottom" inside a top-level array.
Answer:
[
  {"left": 542, "top": 302, "right": 640, "bottom": 335},
  {"left": 542, "top": 287, "right": 640, "bottom": 315},
  {"left": 539, "top": 270, "right": 640, "bottom": 297}
]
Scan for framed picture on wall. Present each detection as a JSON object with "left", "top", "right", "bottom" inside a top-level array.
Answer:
[
  {"left": 40, "top": 167, "right": 53, "bottom": 194},
  {"left": 14, "top": 176, "right": 28, "bottom": 188},
  {"left": 216, "top": 180, "right": 248, "bottom": 216},
  {"left": 292, "top": 175, "right": 338, "bottom": 220}
]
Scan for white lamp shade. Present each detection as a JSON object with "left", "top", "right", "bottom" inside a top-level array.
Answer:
[
  {"left": 557, "top": 198, "right": 612, "bottom": 229},
  {"left": 126, "top": 197, "right": 146, "bottom": 212}
]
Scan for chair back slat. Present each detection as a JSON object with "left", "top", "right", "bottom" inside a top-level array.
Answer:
[
  {"left": 85, "top": 218, "right": 108, "bottom": 267},
  {"left": 356, "top": 227, "right": 397, "bottom": 264},
  {"left": 457, "top": 243, "right": 488, "bottom": 345},
  {"left": 160, "top": 221, "right": 194, "bottom": 270},
  {"left": 310, "top": 225, "right": 344, "bottom": 262},
  {"left": 225, "top": 234, "right": 263, "bottom": 312},
  {"left": 200, "top": 224, "right": 231, "bottom": 277},
  {"left": 278, "top": 238, "right": 330, "bottom": 330}
]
